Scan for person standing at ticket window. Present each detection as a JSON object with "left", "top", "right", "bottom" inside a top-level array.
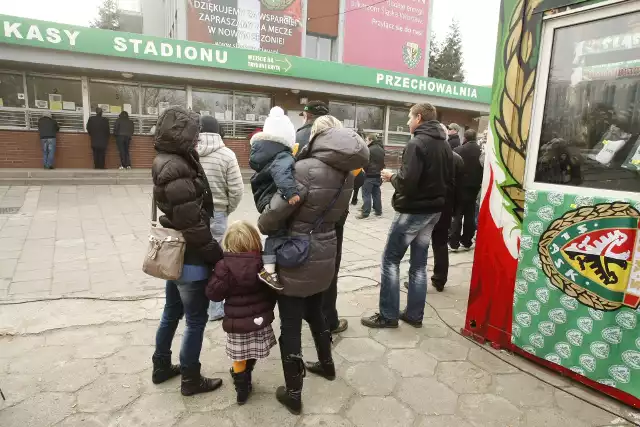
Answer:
[{"left": 86, "top": 107, "right": 111, "bottom": 169}]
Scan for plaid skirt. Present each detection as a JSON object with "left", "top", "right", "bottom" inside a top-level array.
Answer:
[{"left": 226, "top": 325, "right": 277, "bottom": 361}]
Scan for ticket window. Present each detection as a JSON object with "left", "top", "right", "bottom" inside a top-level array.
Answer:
[{"left": 526, "top": 3, "right": 640, "bottom": 196}]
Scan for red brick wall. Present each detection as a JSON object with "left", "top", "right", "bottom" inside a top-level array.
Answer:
[{"left": 0, "top": 130, "right": 251, "bottom": 169}]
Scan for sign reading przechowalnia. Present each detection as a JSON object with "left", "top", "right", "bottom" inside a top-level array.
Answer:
[{"left": 187, "top": 0, "right": 302, "bottom": 56}]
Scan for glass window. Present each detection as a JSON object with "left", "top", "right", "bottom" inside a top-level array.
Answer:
[
  {"left": 305, "top": 34, "right": 336, "bottom": 62},
  {"left": 356, "top": 104, "right": 384, "bottom": 130},
  {"left": 192, "top": 90, "right": 233, "bottom": 118},
  {"left": 329, "top": 101, "right": 356, "bottom": 128},
  {"left": 389, "top": 108, "right": 410, "bottom": 133},
  {"left": 141, "top": 85, "right": 186, "bottom": 116},
  {"left": 26, "top": 76, "right": 83, "bottom": 111},
  {"left": 234, "top": 93, "right": 271, "bottom": 122},
  {"left": 534, "top": 12, "right": 640, "bottom": 193},
  {"left": 89, "top": 81, "right": 140, "bottom": 115},
  {"left": 0, "top": 73, "right": 26, "bottom": 108}
]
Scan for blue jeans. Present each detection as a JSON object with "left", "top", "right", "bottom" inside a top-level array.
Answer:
[
  {"left": 362, "top": 176, "right": 382, "bottom": 216},
  {"left": 154, "top": 278, "right": 209, "bottom": 369},
  {"left": 380, "top": 212, "right": 441, "bottom": 322},
  {"left": 208, "top": 212, "right": 227, "bottom": 321},
  {"left": 41, "top": 138, "right": 56, "bottom": 168}
]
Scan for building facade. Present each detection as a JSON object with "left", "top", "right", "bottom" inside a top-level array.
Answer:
[{"left": 0, "top": 1, "right": 490, "bottom": 169}]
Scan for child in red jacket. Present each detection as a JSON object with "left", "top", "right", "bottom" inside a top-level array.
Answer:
[{"left": 205, "top": 220, "right": 276, "bottom": 405}]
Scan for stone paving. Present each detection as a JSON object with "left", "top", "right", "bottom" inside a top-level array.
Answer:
[{"left": 0, "top": 184, "right": 639, "bottom": 426}]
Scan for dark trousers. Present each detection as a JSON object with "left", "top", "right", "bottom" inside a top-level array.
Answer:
[
  {"left": 449, "top": 197, "right": 478, "bottom": 248},
  {"left": 431, "top": 205, "right": 453, "bottom": 286},
  {"left": 351, "top": 172, "right": 365, "bottom": 203},
  {"left": 92, "top": 148, "right": 106, "bottom": 169},
  {"left": 361, "top": 176, "right": 382, "bottom": 216},
  {"left": 278, "top": 292, "right": 328, "bottom": 358},
  {"left": 321, "top": 223, "right": 343, "bottom": 331},
  {"left": 116, "top": 136, "right": 132, "bottom": 167}
]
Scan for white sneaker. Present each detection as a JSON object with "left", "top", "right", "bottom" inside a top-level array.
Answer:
[{"left": 119, "top": 166, "right": 124, "bottom": 170}]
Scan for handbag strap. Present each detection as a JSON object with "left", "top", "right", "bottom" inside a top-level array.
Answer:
[{"left": 310, "top": 174, "right": 348, "bottom": 234}]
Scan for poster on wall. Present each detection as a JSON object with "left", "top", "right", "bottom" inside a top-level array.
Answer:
[
  {"left": 187, "top": 0, "right": 303, "bottom": 56},
  {"left": 343, "top": 0, "right": 430, "bottom": 75}
]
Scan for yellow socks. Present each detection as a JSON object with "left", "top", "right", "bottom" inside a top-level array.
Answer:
[{"left": 232, "top": 360, "right": 247, "bottom": 373}]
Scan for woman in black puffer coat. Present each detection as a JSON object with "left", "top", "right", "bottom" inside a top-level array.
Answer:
[{"left": 150, "top": 106, "right": 224, "bottom": 397}]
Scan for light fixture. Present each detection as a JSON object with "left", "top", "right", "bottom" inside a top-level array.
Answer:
[
  {"left": 291, "top": 89, "right": 300, "bottom": 94},
  {"left": 300, "top": 97, "right": 308, "bottom": 105},
  {"left": 121, "top": 72, "right": 134, "bottom": 79}
]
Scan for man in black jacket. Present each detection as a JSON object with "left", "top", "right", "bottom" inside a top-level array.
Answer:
[
  {"left": 362, "top": 103, "right": 453, "bottom": 329},
  {"left": 86, "top": 108, "right": 111, "bottom": 169},
  {"left": 358, "top": 133, "right": 385, "bottom": 218},
  {"left": 450, "top": 129, "right": 483, "bottom": 250},
  {"left": 37, "top": 112, "right": 60, "bottom": 169},
  {"left": 114, "top": 111, "right": 135, "bottom": 169},
  {"left": 294, "top": 101, "right": 329, "bottom": 156}
]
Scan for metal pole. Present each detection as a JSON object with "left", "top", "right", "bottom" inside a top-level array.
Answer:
[{"left": 151, "top": 192, "right": 157, "bottom": 225}]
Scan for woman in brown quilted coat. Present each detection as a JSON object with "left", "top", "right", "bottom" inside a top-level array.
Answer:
[{"left": 258, "top": 116, "right": 369, "bottom": 414}]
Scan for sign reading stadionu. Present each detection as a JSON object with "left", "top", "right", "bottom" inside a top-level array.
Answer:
[{"left": 0, "top": 15, "right": 491, "bottom": 104}]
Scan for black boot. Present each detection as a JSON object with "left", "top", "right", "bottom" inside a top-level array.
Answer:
[
  {"left": 180, "top": 363, "right": 223, "bottom": 396},
  {"left": 304, "top": 330, "right": 336, "bottom": 381},
  {"left": 276, "top": 339, "right": 305, "bottom": 415},
  {"left": 246, "top": 359, "right": 257, "bottom": 392},
  {"left": 151, "top": 354, "right": 181, "bottom": 385},
  {"left": 231, "top": 370, "right": 252, "bottom": 405}
]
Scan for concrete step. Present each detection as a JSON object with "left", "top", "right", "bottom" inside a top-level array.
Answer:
[{"left": 0, "top": 169, "right": 254, "bottom": 185}]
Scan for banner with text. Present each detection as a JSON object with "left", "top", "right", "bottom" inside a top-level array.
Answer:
[
  {"left": 187, "top": 0, "right": 303, "bottom": 55},
  {"left": 343, "top": 0, "right": 430, "bottom": 75}
]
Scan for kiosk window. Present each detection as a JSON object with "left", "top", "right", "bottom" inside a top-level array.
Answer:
[
  {"left": 26, "top": 76, "right": 82, "bottom": 111},
  {"left": 387, "top": 107, "right": 411, "bottom": 146},
  {"left": 141, "top": 86, "right": 186, "bottom": 116},
  {"left": 89, "top": 81, "right": 140, "bottom": 115},
  {"left": 329, "top": 102, "right": 356, "bottom": 128},
  {"left": 356, "top": 105, "right": 384, "bottom": 131},
  {"left": 234, "top": 94, "right": 271, "bottom": 122},
  {"left": 0, "top": 73, "right": 26, "bottom": 108},
  {"left": 192, "top": 90, "right": 233, "bottom": 117},
  {"left": 534, "top": 11, "right": 640, "bottom": 193}
]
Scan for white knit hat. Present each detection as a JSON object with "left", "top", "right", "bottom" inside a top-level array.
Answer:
[{"left": 262, "top": 107, "right": 296, "bottom": 149}]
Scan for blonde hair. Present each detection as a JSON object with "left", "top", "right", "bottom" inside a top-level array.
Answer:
[
  {"left": 222, "top": 221, "right": 263, "bottom": 253},
  {"left": 310, "top": 115, "right": 343, "bottom": 140}
]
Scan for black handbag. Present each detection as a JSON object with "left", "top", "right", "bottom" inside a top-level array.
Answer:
[{"left": 276, "top": 175, "right": 348, "bottom": 269}]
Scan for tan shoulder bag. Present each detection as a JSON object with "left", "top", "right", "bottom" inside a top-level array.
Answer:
[{"left": 142, "top": 194, "right": 186, "bottom": 280}]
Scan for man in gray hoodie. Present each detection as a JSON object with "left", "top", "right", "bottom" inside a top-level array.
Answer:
[{"left": 196, "top": 115, "right": 244, "bottom": 321}]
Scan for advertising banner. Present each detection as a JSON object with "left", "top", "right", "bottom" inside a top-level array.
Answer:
[
  {"left": 343, "top": 0, "right": 431, "bottom": 75},
  {"left": 187, "top": 0, "right": 303, "bottom": 56}
]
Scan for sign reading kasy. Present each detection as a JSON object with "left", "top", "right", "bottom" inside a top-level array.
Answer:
[{"left": 187, "top": 0, "right": 302, "bottom": 55}]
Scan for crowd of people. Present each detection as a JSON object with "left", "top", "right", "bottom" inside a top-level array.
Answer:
[{"left": 146, "top": 100, "right": 484, "bottom": 414}]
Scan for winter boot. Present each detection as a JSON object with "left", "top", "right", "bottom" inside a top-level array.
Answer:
[
  {"left": 246, "top": 359, "right": 257, "bottom": 393},
  {"left": 151, "top": 354, "right": 181, "bottom": 385},
  {"left": 304, "top": 330, "right": 336, "bottom": 381},
  {"left": 180, "top": 363, "right": 223, "bottom": 396},
  {"left": 276, "top": 339, "right": 305, "bottom": 415},
  {"left": 231, "top": 370, "right": 252, "bottom": 405}
]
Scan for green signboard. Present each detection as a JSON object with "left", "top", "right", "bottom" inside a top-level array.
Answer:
[{"left": 0, "top": 14, "right": 491, "bottom": 104}]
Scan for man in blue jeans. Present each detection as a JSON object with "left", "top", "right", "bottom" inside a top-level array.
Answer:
[
  {"left": 37, "top": 112, "right": 59, "bottom": 169},
  {"left": 357, "top": 133, "right": 386, "bottom": 219},
  {"left": 362, "top": 103, "right": 453, "bottom": 328}
]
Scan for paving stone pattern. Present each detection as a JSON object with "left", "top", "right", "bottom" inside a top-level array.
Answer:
[{"left": 0, "top": 184, "right": 639, "bottom": 426}]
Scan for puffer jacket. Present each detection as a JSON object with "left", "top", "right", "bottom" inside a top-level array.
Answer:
[
  {"left": 391, "top": 120, "right": 453, "bottom": 214},
  {"left": 365, "top": 138, "right": 386, "bottom": 177},
  {"left": 196, "top": 133, "right": 244, "bottom": 214},
  {"left": 206, "top": 252, "right": 276, "bottom": 334},
  {"left": 258, "top": 128, "right": 369, "bottom": 298},
  {"left": 249, "top": 132, "right": 297, "bottom": 213},
  {"left": 151, "top": 107, "right": 223, "bottom": 267}
]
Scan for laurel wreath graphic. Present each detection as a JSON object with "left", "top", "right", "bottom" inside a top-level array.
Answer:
[
  {"left": 260, "top": 0, "right": 296, "bottom": 10},
  {"left": 538, "top": 203, "right": 640, "bottom": 311},
  {"left": 494, "top": 0, "right": 542, "bottom": 222}
]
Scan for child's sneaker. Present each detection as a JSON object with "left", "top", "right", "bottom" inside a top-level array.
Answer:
[{"left": 258, "top": 268, "right": 284, "bottom": 291}]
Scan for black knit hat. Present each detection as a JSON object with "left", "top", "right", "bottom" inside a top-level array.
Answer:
[{"left": 299, "top": 101, "right": 329, "bottom": 117}]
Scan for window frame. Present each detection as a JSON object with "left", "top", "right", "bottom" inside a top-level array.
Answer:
[
  {"left": 305, "top": 33, "right": 338, "bottom": 62},
  {"left": 523, "top": 0, "right": 640, "bottom": 201}
]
